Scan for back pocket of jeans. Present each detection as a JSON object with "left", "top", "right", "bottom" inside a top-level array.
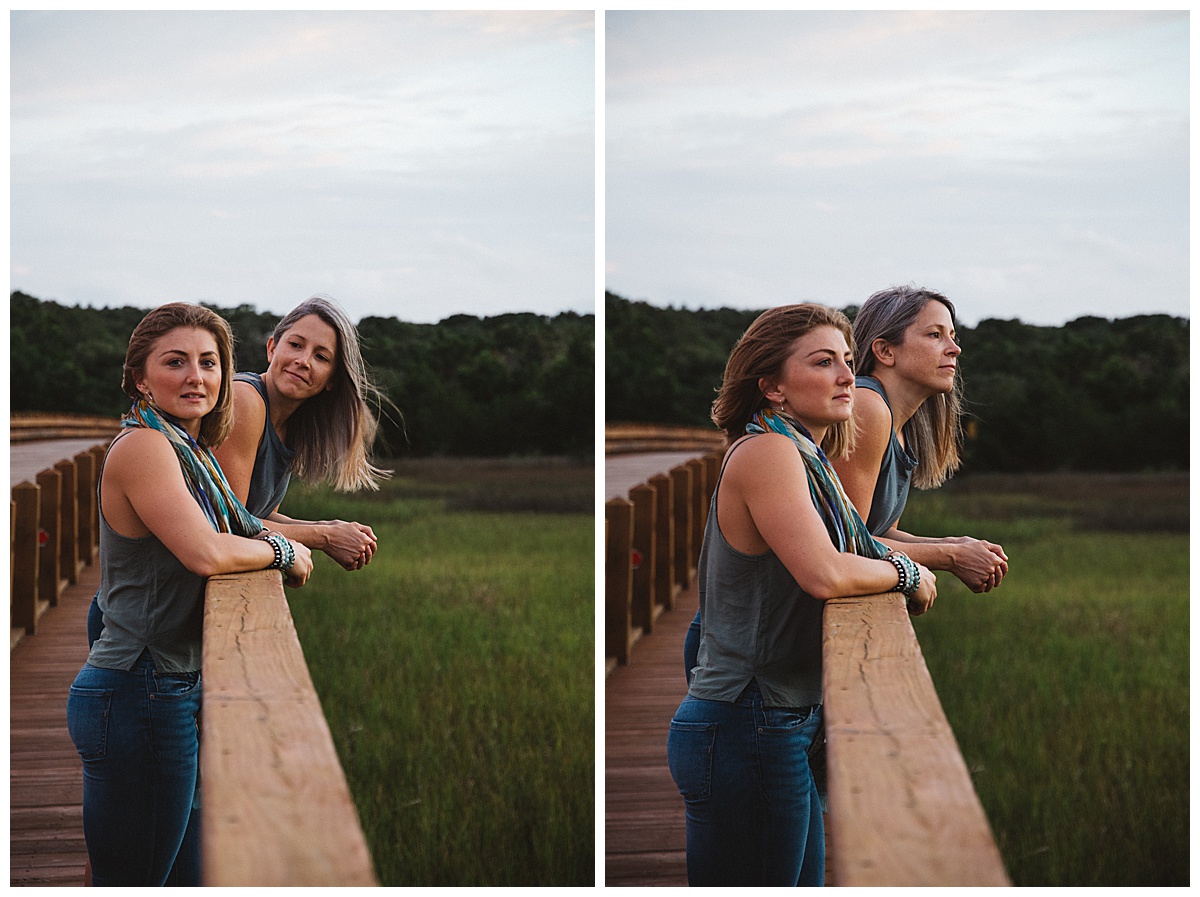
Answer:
[
  {"left": 667, "top": 720, "right": 717, "bottom": 801},
  {"left": 67, "top": 686, "right": 112, "bottom": 761}
]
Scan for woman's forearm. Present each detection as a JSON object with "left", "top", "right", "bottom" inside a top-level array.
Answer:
[
  {"left": 188, "top": 531, "right": 277, "bottom": 578},
  {"left": 876, "top": 532, "right": 959, "bottom": 571},
  {"left": 263, "top": 514, "right": 329, "bottom": 552}
]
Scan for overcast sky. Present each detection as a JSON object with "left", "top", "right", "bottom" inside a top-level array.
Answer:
[
  {"left": 11, "top": 10, "right": 595, "bottom": 325},
  {"left": 605, "top": 10, "right": 1188, "bottom": 327}
]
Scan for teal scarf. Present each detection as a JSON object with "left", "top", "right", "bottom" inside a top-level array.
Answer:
[
  {"left": 746, "top": 408, "right": 887, "bottom": 559},
  {"left": 123, "top": 399, "right": 264, "bottom": 537}
]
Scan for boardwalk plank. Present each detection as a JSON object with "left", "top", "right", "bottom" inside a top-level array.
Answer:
[
  {"left": 9, "top": 562, "right": 97, "bottom": 887},
  {"left": 603, "top": 575, "right": 694, "bottom": 887}
]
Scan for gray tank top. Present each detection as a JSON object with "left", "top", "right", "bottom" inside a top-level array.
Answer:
[
  {"left": 87, "top": 433, "right": 206, "bottom": 673},
  {"left": 856, "top": 376, "right": 918, "bottom": 536},
  {"left": 688, "top": 436, "right": 825, "bottom": 708},
  {"left": 234, "top": 372, "right": 295, "bottom": 518}
]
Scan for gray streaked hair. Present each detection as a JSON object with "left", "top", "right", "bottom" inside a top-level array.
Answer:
[
  {"left": 271, "top": 294, "right": 391, "bottom": 491},
  {"left": 852, "top": 286, "right": 963, "bottom": 488}
]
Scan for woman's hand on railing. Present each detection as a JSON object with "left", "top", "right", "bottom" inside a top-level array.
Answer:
[
  {"left": 284, "top": 540, "right": 314, "bottom": 588},
  {"left": 905, "top": 563, "right": 937, "bottom": 616},
  {"left": 946, "top": 537, "right": 1009, "bottom": 593},
  {"left": 323, "top": 521, "right": 378, "bottom": 571}
]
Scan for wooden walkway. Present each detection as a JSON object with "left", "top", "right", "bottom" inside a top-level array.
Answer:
[
  {"left": 10, "top": 564, "right": 96, "bottom": 886},
  {"left": 604, "top": 579, "right": 695, "bottom": 886},
  {"left": 10, "top": 438, "right": 107, "bottom": 886},
  {"left": 604, "top": 450, "right": 707, "bottom": 886}
]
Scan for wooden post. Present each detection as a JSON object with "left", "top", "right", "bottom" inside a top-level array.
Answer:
[
  {"left": 669, "top": 465, "right": 692, "bottom": 591},
  {"left": 35, "top": 468, "right": 62, "bottom": 607},
  {"left": 648, "top": 473, "right": 677, "bottom": 612},
  {"left": 202, "top": 570, "right": 378, "bottom": 886},
  {"left": 629, "top": 483, "right": 657, "bottom": 635},
  {"left": 823, "top": 594, "right": 1011, "bottom": 886},
  {"left": 605, "top": 498, "right": 635, "bottom": 666},
  {"left": 54, "top": 459, "right": 80, "bottom": 583},
  {"left": 74, "top": 451, "right": 97, "bottom": 565},
  {"left": 11, "top": 482, "right": 43, "bottom": 636}
]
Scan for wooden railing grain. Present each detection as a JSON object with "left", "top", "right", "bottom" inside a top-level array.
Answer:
[
  {"left": 201, "top": 570, "right": 378, "bottom": 887},
  {"left": 823, "top": 593, "right": 1010, "bottom": 885}
]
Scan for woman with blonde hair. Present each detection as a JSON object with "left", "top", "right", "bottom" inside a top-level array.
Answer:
[
  {"left": 214, "top": 294, "right": 390, "bottom": 570},
  {"left": 68, "top": 303, "right": 312, "bottom": 886},
  {"left": 667, "top": 303, "right": 936, "bottom": 886},
  {"left": 832, "top": 286, "right": 1007, "bottom": 593}
]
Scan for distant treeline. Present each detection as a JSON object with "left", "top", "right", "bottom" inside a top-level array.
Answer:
[
  {"left": 606, "top": 291, "right": 1189, "bottom": 474},
  {"left": 11, "top": 291, "right": 594, "bottom": 458}
]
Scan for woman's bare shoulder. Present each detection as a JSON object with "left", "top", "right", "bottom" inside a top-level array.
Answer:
[
  {"left": 852, "top": 387, "right": 893, "bottom": 432},
  {"left": 723, "top": 432, "right": 804, "bottom": 478},
  {"left": 103, "top": 427, "right": 176, "bottom": 473},
  {"left": 228, "top": 379, "right": 267, "bottom": 434}
]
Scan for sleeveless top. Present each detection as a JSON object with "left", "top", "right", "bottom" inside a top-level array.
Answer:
[
  {"left": 856, "top": 376, "right": 918, "bottom": 536},
  {"left": 688, "top": 436, "right": 825, "bottom": 708},
  {"left": 87, "top": 434, "right": 206, "bottom": 673},
  {"left": 234, "top": 372, "right": 295, "bottom": 518}
]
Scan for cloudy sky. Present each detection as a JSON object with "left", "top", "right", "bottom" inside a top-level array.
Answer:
[
  {"left": 11, "top": 10, "right": 595, "bottom": 325},
  {"left": 605, "top": 10, "right": 1188, "bottom": 327}
]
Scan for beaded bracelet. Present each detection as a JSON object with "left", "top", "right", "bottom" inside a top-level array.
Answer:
[
  {"left": 885, "top": 552, "right": 920, "bottom": 597},
  {"left": 260, "top": 530, "right": 295, "bottom": 572}
]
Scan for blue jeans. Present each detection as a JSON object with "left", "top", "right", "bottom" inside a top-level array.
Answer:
[
  {"left": 667, "top": 684, "right": 825, "bottom": 886},
  {"left": 67, "top": 654, "right": 202, "bottom": 886}
]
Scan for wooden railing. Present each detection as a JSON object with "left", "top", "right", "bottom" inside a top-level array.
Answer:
[
  {"left": 605, "top": 422, "right": 725, "bottom": 455},
  {"left": 823, "top": 593, "right": 1010, "bottom": 885},
  {"left": 201, "top": 570, "right": 378, "bottom": 886},
  {"left": 11, "top": 412, "right": 122, "bottom": 443},
  {"left": 10, "top": 443, "right": 107, "bottom": 649},
  {"left": 604, "top": 448, "right": 1010, "bottom": 886},
  {"left": 604, "top": 451, "right": 720, "bottom": 673}
]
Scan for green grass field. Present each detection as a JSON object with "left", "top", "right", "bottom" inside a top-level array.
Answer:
[
  {"left": 278, "top": 458, "right": 594, "bottom": 886},
  {"left": 902, "top": 472, "right": 1188, "bottom": 886}
]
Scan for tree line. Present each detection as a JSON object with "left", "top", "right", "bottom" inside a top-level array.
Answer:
[
  {"left": 605, "top": 291, "right": 1189, "bottom": 474},
  {"left": 10, "top": 291, "right": 594, "bottom": 458}
]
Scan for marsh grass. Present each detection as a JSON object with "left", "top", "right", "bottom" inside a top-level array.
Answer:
[
  {"left": 902, "top": 472, "right": 1188, "bottom": 886},
  {"left": 279, "top": 458, "right": 594, "bottom": 886}
]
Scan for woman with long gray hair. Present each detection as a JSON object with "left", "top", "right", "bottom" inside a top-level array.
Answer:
[
  {"left": 213, "top": 294, "right": 391, "bottom": 570},
  {"left": 831, "top": 285, "right": 1008, "bottom": 592}
]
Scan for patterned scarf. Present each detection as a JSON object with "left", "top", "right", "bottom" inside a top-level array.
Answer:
[
  {"left": 123, "top": 399, "right": 264, "bottom": 537},
  {"left": 746, "top": 408, "right": 887, "bottom": 559}
]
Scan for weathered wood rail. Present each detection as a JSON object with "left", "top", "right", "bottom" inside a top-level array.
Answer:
[
  {"left": 604, "top": 445, "right": 1010, "bottom": 886},
  {"left": 10, "top": 443, "right": 107, "bottom": 650},
  {"left": 11, "top": 412, "right": 122, "bottom": 443},
  {"left": 202, "top": 571, "right": 378, "bottom": 886},
  {"left": 604, "top": 451, "right": 719, "bottom": 674},
  {"left": 605, "top": 421, "right": 725, "bottom": 455}
]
